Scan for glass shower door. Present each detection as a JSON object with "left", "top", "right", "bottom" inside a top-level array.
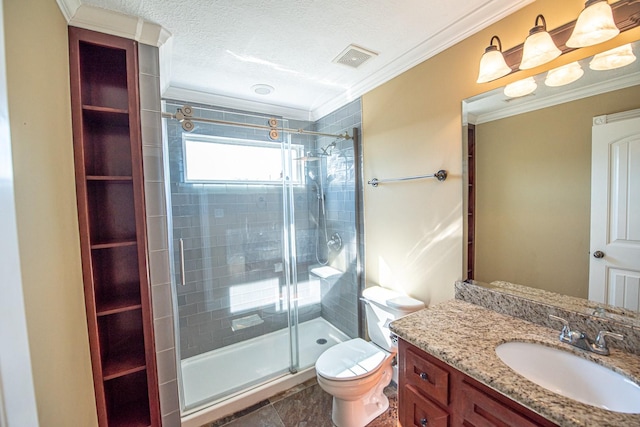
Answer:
[{"left": 166, "top": 105, "right": 305, "bottom": 411}]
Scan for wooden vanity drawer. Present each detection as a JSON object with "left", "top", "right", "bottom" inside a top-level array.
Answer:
[
  {"left": 403, "top": 344, "right": 449, "bottom": 406},
  {"left": 458, "top": 379, "right": 552, "bottom": 427},
  {"left": 403, "top": 385, "right": 449, "bottom": 427}
]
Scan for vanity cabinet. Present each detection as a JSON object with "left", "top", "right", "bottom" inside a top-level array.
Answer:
[
  {"left": 68, "top": 27, "right": 161, "bottom": 426},
  {"left": 399, "top": 339, "right": 557, "bottom": 427}
]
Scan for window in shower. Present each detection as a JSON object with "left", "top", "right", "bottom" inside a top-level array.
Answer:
[{"left": 183, "top": 134, "right": 304, "bottom": 184}]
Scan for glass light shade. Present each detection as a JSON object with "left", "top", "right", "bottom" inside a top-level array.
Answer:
[
  {"left": 504, "top": 77, "right": 537, "bottom": 98},
  {"left": 520, "top": 30, "right": 562, "bottom": 70},
  {"left": 566, "top": 0, "right": 620, "bottom": 48},
  {"left": 545, "top": 62, "right": 584, "bottom": 87},
  {"left": 477, "top": 46, "right": 512, "bottom": 83},
  {"left": 589, "top": 43, "right": 637, "bottom": 70}
]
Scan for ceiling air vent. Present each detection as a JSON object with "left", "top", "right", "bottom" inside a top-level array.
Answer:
[{"left": 333, "top": 45, "right": 378, "bottom": 69}]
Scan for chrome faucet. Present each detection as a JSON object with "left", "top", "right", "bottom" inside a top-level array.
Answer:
[{"left": 548, "top": 314, "right": 623, "bottom": 356}]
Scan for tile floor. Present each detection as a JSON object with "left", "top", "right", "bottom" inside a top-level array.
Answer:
[{"left": 203, "top": 378, "right": 398, "bottom": 427}]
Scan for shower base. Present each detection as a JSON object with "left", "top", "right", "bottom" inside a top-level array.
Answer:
[{"left": 180, "top": 317, "right": 350, "bottom": 426}]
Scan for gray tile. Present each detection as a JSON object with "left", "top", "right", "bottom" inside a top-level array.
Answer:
[
  {"left": 162, "top": 410, "right": 181, "bottom": 427},
  {"left": 144, "top": 181, "right": 167, "bottom": 216},
  {"left": 139, "top": 73, "right": 162, "bottom": 112},
  {"left": 159, "top": 379, "right": 180, "bottom": 416},
  {"left": 143, "top": 145, "right": 165, "bottom": 182},
  {"left": 147, "top": 215, "right": 168, "bottom": 251},
  {"left": 139, "top": 43, "right": 160, "bottom": 76},
  {"left": 152, "top": 282, "right": 173, "bottom": 319},
  {"left": 156, "top": 347, "right": 178, "bottom": 385},
  {"left": 149, "top": 249, "right": 171, "bottom": 285},
  {"left": 141, "top": 109, "right": 163, "bottom": 147},
  {"left": 272, "top": 384, "right": 333, "bottom": 427},
  {"left": 154, "top": 315, "right": 175, "bottom": 351},
  {"left": 221, "top": 405, "right": 284, "bottom": 427}
]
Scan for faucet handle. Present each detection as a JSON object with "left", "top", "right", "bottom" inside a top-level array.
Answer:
[
  {"left": 549, "top": 314, "right": 570, "bottom": 334},
  {"left": 595, "top": 331, "right": 624, "bottom": 348},
  {"left": 548, "top": 314, "right": 580, "bottom": 343}
]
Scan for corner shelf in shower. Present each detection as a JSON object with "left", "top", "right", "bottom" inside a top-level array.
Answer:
[{"left": 69, "top": 27, "right": 161, "bottom": 427}]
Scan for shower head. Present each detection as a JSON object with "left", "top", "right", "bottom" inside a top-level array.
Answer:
[{"left": 319, "top": 140, "right": 337, "bottom": 155}]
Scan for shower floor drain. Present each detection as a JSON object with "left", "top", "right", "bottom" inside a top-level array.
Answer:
[{"left": 316, "top": 338, "right": 328, "bottom": 345}]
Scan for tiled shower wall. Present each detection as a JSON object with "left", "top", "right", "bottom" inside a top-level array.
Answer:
[
  {"left": 164, "top": 99, "right": 363, "bottom": 360},
  {"left": 315, "top": 100, "right": 363, "bottom": 339},
  {"left": 165, "top": 103, "right": 320, "bottom": 359},
  {"left": 138, "top": 43, "right": 180, "bottom": 426}
]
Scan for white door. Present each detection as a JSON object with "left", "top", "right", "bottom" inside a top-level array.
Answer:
[{"left": 589, "top": 110, "right": 640, "bottom": 310}]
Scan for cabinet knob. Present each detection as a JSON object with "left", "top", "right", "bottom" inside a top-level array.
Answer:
[
  {"left": 421, "top": 418, "right": 428, "bottom": 426},
  {"left": 420, "top": 372, "right": 429, "bottom": 381}
]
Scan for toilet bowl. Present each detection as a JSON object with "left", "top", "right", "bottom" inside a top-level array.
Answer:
[{"left": 315, "top": 286, "right": 424, "bottom": 427}]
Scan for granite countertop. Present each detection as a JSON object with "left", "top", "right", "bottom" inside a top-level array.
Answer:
[{"left": 390, "top": 299, "right": 640, "bottom": 427}]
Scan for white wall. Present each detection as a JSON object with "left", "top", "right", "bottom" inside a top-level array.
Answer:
[{"left": 0, "top": 0, "right": 39, "bottom": 424}]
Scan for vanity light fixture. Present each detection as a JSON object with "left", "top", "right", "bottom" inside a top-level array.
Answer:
[
  {"left": 566, "top": 0, "right": 620, "bottom": 48},
  {"left": 475, "top": 0, "right": 640, "bottom": 84},
  {"left": 589, "top": 43, "right": 637, "bottom": 70},
  {"left": 476, "top": 36, "right": 512, "bottom": 83},
  {"left": 520, "top": 15, "right": 561, "bottom": 70},
  {"left": 504, "top": 77, "right": 537, "bottom": 98},
  {"left": 545, "top": 62, "right": 584, "bottom": 87}
]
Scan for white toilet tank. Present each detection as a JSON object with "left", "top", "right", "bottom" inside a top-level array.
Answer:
[{"left": 362, "top": 286, "right": 424, "bottom": 352}]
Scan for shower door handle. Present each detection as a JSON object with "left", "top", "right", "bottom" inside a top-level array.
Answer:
[{"left": 179, "top": 238, "right": 186, "bottom": 286}]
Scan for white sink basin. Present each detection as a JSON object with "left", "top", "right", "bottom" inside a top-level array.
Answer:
[{"left": 495, "top": 341, "right": 640, "bottom": 413}]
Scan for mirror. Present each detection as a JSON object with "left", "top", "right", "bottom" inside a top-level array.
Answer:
[{"left": 462, "top": 40, "right": 640, "bottom": 305}]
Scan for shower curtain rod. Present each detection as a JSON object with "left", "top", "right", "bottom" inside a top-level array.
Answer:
[{"left": 161, "top": 105, "right": 351, "bottom": 140}]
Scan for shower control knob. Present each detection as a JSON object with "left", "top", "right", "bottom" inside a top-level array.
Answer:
[
  {"left": 419, "top": 372, "right": 429, "bottom": 381},
  {"left": 593, "top": 251, "right": 605, "bottom": 259}
]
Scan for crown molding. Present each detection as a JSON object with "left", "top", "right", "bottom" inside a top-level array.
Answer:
[
  {"left": 165, "top": 0, "right": 534, "bottom": 121},
  {"left": 162, "top": 86, "right": 314, "bottom": 122},
  {"left": 593, "top": 107, "right": 640, "bottom": 126},
  {"left": 57, "top": 0, "right": 532, "bottom": 120},
  {"left": 57, "top": 2, "right": 171, "bottom": 47},
  {"left": 56, "top": 0, "right": 81, "bottom": 21},
  {"left": 311, "top": 0, "right": 535, "bottom": 119}
]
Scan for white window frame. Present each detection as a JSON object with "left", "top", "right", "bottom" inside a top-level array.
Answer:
[{"left": 182, "top": 134, "right": 304, "bottom": 185}]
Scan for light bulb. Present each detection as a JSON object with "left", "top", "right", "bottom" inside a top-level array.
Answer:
[
  {"left": 545, "top": 62, "right": 584, "bottom": 87},
  {"left": 504, "top": 77, "right": 537, "bottom": 98}
]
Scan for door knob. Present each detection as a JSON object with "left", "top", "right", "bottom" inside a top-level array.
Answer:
[{"left": 593, "top": 251, "right": 605, "bottom": 259}]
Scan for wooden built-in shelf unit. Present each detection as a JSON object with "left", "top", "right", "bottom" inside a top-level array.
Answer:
[{"left": 68, "top": 27, "right": 161, "bottom": 427}]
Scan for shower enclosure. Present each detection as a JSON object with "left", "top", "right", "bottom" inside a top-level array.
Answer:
[{"left": 163, "top": 101, "right": 362, "bottom": 415}]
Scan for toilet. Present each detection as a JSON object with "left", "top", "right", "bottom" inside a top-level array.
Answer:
[{"left": 315, "top": 286, "right": 424, "bottom": 427}]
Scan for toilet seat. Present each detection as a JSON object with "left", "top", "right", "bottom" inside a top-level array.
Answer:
[{"left": 316, "top": 338, "right": 390, "bottom": 381}]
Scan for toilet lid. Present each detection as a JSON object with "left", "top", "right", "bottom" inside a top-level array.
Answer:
[{"left": 316, "top": 338, "right": 388, "bottom": 381}]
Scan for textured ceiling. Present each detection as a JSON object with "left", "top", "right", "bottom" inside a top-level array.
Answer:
[{"left": 77, "top": 0, "right": 532, "bottom": 119}]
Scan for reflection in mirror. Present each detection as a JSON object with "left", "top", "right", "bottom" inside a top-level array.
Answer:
[{"left": 462, "top": 40, "right": 640, "bottom": 309}]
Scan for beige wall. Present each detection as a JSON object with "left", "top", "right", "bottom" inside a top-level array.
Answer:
[
  {"left": 362, "top": 0, "right": 640, "bottom": 305},
  {"left": 4, "top": 0, "right": 98, "bottom": 425},
  {"left": 476, "top": 86, "right": 640, "bottom": 298},
  {"left": 3, "top": 0, "right": 640, "bottom": 423}
]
